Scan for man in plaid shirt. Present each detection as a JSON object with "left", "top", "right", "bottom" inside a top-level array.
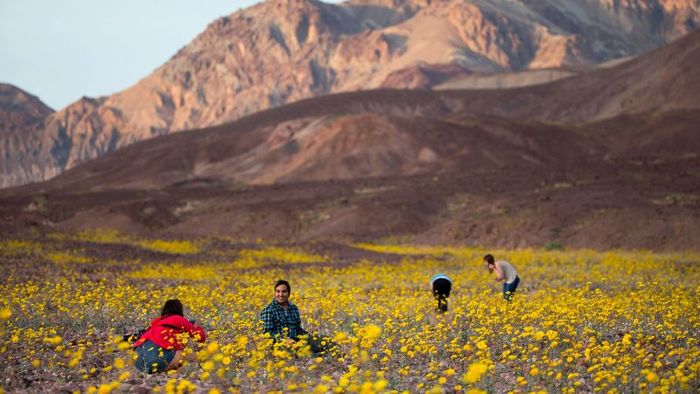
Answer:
[{"left": 260, "top": 279, "right": 308, "bottom": 342}]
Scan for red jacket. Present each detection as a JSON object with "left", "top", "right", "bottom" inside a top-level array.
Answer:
[{"left": 133, "top": 314, "right": 206, "bottom": 350}]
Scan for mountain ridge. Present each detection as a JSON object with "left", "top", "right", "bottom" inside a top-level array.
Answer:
[
  {"left": 8, "top": 28, "right": 698, "bottom": 194},
  {"left": 1, "top": 24, "right": 698, "bottom": 250},
  {"left": 1, "top": 0, "right": 698, "bottom": 187}
]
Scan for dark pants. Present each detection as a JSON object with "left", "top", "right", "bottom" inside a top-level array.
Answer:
[
  {"left": 432, "top": 278, "right": 452, "bottom": 312},
  {"left": 306, "top": 334, "right": 337, "bottom": 355},
  {"left": 503, "top": 276, "right": 520, "bottom": 301},
  {"left": 134, "top": 339, "right": 175, "bottom": 374}
]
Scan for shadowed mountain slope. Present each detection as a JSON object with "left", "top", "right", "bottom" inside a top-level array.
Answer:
[
  {"left": 2, "top": 99, "right": 697, "bottom": 250},
  {"left": 24, "top": 112, "right": 598, "bottom": 192}
]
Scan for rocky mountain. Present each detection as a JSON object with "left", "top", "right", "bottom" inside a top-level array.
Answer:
[
  {"left": 2, "top": 19, "right": 699, "bottom": 250},
  {"left": 0, "top": 84, "right": 53, "bottom": 130},
  {"left": 0, "top": 84, "right": 55, "bottom": 187},
  {"left": 17, "top": 27, "right": 698, "bottom": 193},
  {"left": 1, "top": 0, "right": 698, "bottom": 187}
]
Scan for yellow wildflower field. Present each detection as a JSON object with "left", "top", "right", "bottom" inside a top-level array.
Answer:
[{"left": 0, "top": 232, "right": 698, "bottom": 393}]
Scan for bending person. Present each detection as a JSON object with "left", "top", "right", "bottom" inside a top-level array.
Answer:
[
  {"left": 484, "top": 254, "right": 520, "bottom": 301},
  {"left": 430, "top": 274, "right": 452, "bottom": 313},
  {"left": 133, "top": 299, "right": 206, "bottom": 373}
]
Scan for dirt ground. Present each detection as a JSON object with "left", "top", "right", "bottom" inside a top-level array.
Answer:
[{"left": 1, "top": 154, "right": 698, "bottom": 251}]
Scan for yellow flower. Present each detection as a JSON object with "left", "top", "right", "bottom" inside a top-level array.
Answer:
[
  {"left": 113, "top": 358, "right": 125, "bottom": 369},
  {"left": 374, "top": 379, "right": 388, "bottom": 391},
  {"left": 462, "top": 361, "right": 488, "bottom": 383},
  {"left": 44, "top": 336, "right": 62, "bottom": 345},
  {"left": 646, "top": 372, "right": 659, "bottom": 383}
]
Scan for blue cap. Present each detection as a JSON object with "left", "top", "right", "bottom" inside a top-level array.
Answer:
[{"left": 430, "top": 274, "right": 452, "bottom": 285}]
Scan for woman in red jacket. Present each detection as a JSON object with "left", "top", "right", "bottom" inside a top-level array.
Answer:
[{"left": 133, "top": 299, "right": 206, "bottom": 373}]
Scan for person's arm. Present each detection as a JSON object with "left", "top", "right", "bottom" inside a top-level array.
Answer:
[
  {"left": 189, "top": 323, "right": 207, "bottom": 343},
  {"left": 174, "top": 316, "right": 207, "bottom": 342},
  {"left": 297, "top": 320, "right": 308, "bottom": 336},
  {"left": 493, "top": 262, "right": 505, "bottom": 282},
  {"left": 289, "top": 305, "right": 307, "bottom": 337},
  {"left": 260, "top": 306, "right": 278, "bottom": 338}
]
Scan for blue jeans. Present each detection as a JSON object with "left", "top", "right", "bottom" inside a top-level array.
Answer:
[
  {"left": 134, "top": 339, "right": 176, "bottom": 373},
  {"left": 503, "top": 276, "right": 520, "bottom": 301}
]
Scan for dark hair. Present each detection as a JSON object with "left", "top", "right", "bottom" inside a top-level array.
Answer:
[
  {"left": 274, "top": 279, "right": 290, "bottom": 293},
  {"left": 161, "top": 299, "right": 184, "bottom": 317},
  {"left": 484, "top": 254, "right": 495, "bottom": 265}
]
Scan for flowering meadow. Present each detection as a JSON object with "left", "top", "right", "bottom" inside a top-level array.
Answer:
[{"left": 1, "top": 230, "right": 699, "bottom": 393}]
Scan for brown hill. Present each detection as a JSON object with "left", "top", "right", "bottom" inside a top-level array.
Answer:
[
  {"left": 2, "top": 81, "right": 698, "bottom": 251},
  {"left": 406, "top": 26, "right": 700, "bottom": 123},
  {"left": 1, "top": 149, "right": 697, "bottom": 251},
  {"left": 468, "top": 26, "right": 700, "bottom": 122},
  {"left": 584, "top": 109, "right": 700, "bottom": 160},
  {"left": 21, "top": 112, "right": 598, "bottom": 192},
  {"left": 2, "top": 0, "right": 698, "bottom": 187}
]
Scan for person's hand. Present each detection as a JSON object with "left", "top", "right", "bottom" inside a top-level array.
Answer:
[{"left": 284, "top": 338, "right": 295, "bottom": 345}]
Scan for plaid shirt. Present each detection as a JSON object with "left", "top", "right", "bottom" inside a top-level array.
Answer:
[{"left": 260, "top": 299, "right": 307, "bottom": 340}]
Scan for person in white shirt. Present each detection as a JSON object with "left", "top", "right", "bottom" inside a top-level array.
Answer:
[{"left": 484, "top": 254, "right": 520, "bottom": 301}]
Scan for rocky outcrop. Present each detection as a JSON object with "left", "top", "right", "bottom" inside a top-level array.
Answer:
[
  {"left": 0, "top": 84, "right": 54, "bottom": 187},
  {"left": 0, "top": 84, "right": 53, "bottom": 131},
  {"left": 2, "top": 0, "right": 698, "bottom": 187}
]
